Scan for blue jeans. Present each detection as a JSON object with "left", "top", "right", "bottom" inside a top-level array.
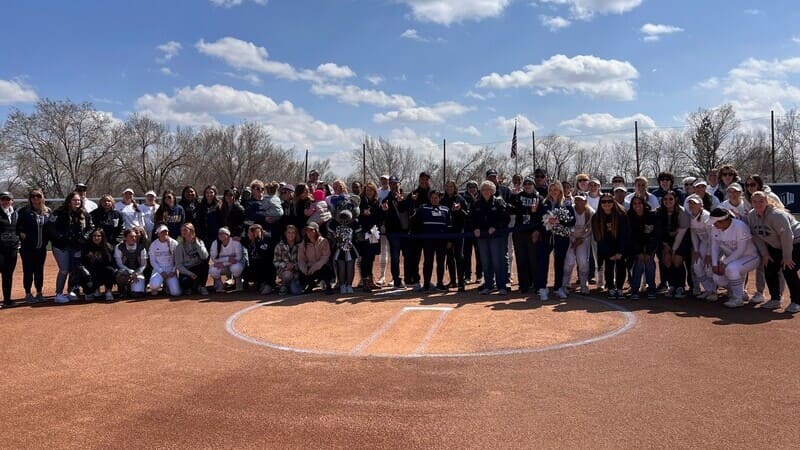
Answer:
[
  {"left": 52, "top": 247, "right": 80, "bottom": 295},
  {"left": 630, "top": 255, "right": 656, "bottom": 293},
  {"left": 476, "top": 235, "right": 508, "bottom": 290}
]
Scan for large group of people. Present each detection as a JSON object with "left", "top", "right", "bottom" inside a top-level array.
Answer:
[{"left": 1, "top": 166, "right": 799, "bottom": 314}]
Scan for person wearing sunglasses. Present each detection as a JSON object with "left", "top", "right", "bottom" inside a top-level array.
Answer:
[
  {"left": 716, "top": 165, "right": 740, "bottom": 200},
  {"left": 533, "top": 168, "right": 549, "bottom": 197},
  {"left": 16, "top": 189, "right": 51, "bottom": 304},
  {"left": 706, "top": 169, "right": 725, "bottom": 204},
  {"left": 743, "top": 174, "right": 784, "bottom": 209},
  {"left": 592, "top": 193, "right": 630, "bottom": 299}
]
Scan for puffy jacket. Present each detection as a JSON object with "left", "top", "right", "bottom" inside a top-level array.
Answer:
[
  {"left": 470, "top": 196, "right": 510, "bottom": 235},
  {"left": 49, "top": 208, "right": 93, "bottom": 251},
  {"left": 298, "top": 237, "right": 331, "bottom": 274}
]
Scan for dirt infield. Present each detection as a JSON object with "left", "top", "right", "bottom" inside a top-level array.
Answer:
[{"left": 2, "top": 253, "right": 799, "bottom": 448}]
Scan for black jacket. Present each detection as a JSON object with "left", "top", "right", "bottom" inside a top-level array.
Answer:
[
  {"left": 49, "top": 208, "right": 93, "bottom": 251},
  {"left": 381, "top": 189, "right": 409, "bottom": 233},
  {"left": 627, "top": 209, "right": 660, "bottom": 256},
  {"left": 0, "top": 208, "right": 19, "bottom": 249},
  {"left": 90, "top": 208, "right": 124, "bottom": 246},
  {"left": 16, "top": 205, "right": 50, "bottom": 251},
  {"left": 510, "top": 191, "right": 542, "bottom": 232},
  {"left": 469, "top": 196, "right": 510, "bottom": 235}
]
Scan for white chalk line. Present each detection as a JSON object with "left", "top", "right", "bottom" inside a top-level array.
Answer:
[
  {"left": 411, "top": 308, "right": 452, "bottom": 356},
  {"left": 349, "top": 308, "right": 408, "bottom": 355},
  {"left": 224, "top": 297, "right": 637, "bottom": 359}
]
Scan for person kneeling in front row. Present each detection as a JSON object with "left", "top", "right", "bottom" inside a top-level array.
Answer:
[
  {"left": 209, "top": 227, "right": 244, "bottom": 292},
  {"left": 114, "top": 228, "right": 148, "bottom": 298},
  {"left": 149, "top": 224, "right": 181, "bottom": 297},
  {"left": 709, "top": 208, "right": 759, "bottom": 308}
]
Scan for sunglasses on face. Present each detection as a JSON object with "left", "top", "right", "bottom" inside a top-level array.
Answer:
[
  {"left": 534, "top": 175, "right": 545, "bottom": 179},
  {"left": 720, "top": 172, "right": 733, "bottom": 176},
  {"left": 30, "top": 194, "right": 42, "bottom": 199},
  {"left": 664, "top": 197, "right": 675, "bottom": 201},
  {"left": 523, "top": 182, "right": 534, "bottom": 186},
  {"left": 600, "top": 199, "right": 614, "bottom": 204}
]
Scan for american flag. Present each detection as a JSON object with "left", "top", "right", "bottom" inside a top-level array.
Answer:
[{"left": 510, "top": 120, "right": 517, "bottom": 159}]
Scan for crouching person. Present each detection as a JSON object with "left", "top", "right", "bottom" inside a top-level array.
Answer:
[
  {"left": 210, "top": 227, "right": 244, "bottom": 292},
  {"left": 114, "top": 228, "right": 147, "bottom": 298},
  {"left": 175, "top": 223, "right": 210, "bottom": 296},
  {"left": 298, "top": 222, "right": 334, "bottom": 294},
  {"left": 709, "top": 208, "right": 759, "bottom": 308},
  {"left": 81, "top": 228, "right": 117, "bottom": 301},
  {"left": 274, "top": 225, "right": 302, "bottom": 295},
  {"left": 243, "top": 224, "right": 276, "bottom": 295},
  {"left": 149, "top": 224, "right": 181, "bottom": 297}
]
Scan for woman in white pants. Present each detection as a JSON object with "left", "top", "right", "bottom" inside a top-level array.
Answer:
[
  {"left": 149, "top": 224, "right": 181, "bottom": 296},
  {"left": 686, "top": 195, "right": 717, "bottom": 300},
  {"left": 114, "top": 228, "right": 147, "bottom": 297},
  {"left": 563, "top": 193, "right": 593, "bottom": 294},
  {"left": 709, "top": 208, "right": 759, "bottom": 308},
  {"left": 210, "top": 227, "right": 244, "bottom": 291}
]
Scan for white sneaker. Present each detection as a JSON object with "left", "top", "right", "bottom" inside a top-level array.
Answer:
[
  {"left": 105, "top": 292, "right": 114, "bottom": 301},
  {"left": 556, "top": 287, "right": 568, "bottom": 299},
  {"left": 54, "top": 294, "right": 69, "bottom": 304},
  {"left": 67, "top": 291, "right": 78, "bottom": 301},
  {"left": 761, "top": 299, "right": 782, "bottom": 309},
  {"left": 785, "top": 303, "right": 800, "bottom": 313},
  {"left": 151, "top": 289, "right": 160, "bottom": 296},
  {"left": 376, "top": 277, "right": 385, "bottom": 286},
  {"left": 538, "top": 288, "right": 549, "bottom": 301},
  {"left": 724, "top": 297, "right": 745, "bottom": 308},
  {"left": 749, "top": 292, "right": 765, "bottom": 304}
]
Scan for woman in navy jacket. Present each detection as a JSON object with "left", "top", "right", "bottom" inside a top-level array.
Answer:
[
  {"left": 471, "top": 180, "right": 511, "bottom": 295},
  {"left": 533, "top": 181, "right": 576, "bottom": 301},
  {"left": 16, "top": 189, "right": 51, "bottom": 303},
  {"left": 49, "top": 191, "right": 93, "bottom": 303},
  {"left": 592, "top": 193, "right": 631, "bottom": 299},
  {"left": 153, "top": 190, "right": 185, "bottom": 240}
]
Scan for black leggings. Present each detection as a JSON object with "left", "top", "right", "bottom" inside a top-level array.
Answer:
[
  {"left": 179, "top": 263, "right": 210, "bottom": 292},
  {"left": 422, "top": 239, "right": 447, "bottom": 286},
  {"left": 21, "top": 247, "right": 46, "bottom": 295},
  {"left": 603, "top": 256, "right": 627, "bottom": 290},
  {"left": 766, "top": 244, "right": 800, "bottom": 303},
  {"left": 0, "top": 247, "right": 18, "bottom": 301}
]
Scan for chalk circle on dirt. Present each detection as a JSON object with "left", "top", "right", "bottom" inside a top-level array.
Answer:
[{"left": 225, "top": 295, "right": 637, "bottom": 358}]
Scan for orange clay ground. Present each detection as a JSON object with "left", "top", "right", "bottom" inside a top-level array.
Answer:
[{"left": 1, "top": 252, "right": 799, "bottom": 449}]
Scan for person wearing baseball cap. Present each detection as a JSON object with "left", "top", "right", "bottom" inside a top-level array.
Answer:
[
  {"left": 533, "top": 168, "right": 548, "bottom": 197},
  {"left": 0, "top": 191, "right": 19, "bottom": 307},
  {"left": 685, "top": 179, "right": 720, "bottom": 212},
  {"left": 685, "top": 195, "right": 716, "bottom": 300},
  {"left": 74, "top": 183, "right": 98, "bottom": 213},
  {"left": 708, "top": 207, "right": 760, "bottom": 308},
  {"left": 485, "top": 169, "right": 511, "bottom": 202},
  {"left": 719, "top": 182, "right": 749, "bottom": 219},
  {"left": 148, "top": 224, "right": 181, "bottom": 297},
  {"left": 402, "top": 171, "right": 433, "bottom": 289},
  {"left": 510, "top": 175, "right": 543, "bottom": 294},
  {"left": 115, "top": 188, "right": 144, "bottom": 231},
  {"left": 209, "top": 226, "right": 245, "bottom": 292},
  {"left": 140, "top": 190, "right": 159, "bottom": 237}
]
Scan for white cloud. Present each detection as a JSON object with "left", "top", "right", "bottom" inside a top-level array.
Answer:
[
  {"left": 209, "top": 0, "right": 267, "bottom": 7},
  {"left": 696, "top": 77, "right": 719, "bottom": 89},
  {"left": 365, "top": 74, "right": 384, "bottom": 85},
  {"left": 792, "top": 36, "right": 800, "bottom": 44},
  {"left": 159, "top": 67, "right": 177, "bottom": 76},
  {"left": 388, "top": 127, "right": 440, "bottom": 152},
  {"left": 316, "top": 63, "right": 356, "bottom": 79},
  {"left": 156, "top": 41, "right": 182, "bottom": 63},
  {"left": 455, "top": 125, "right": 482, "bottom": 136},
  {"left": 0, "top": 79, "right": 38, "bottom": 105},
  {"left": 466, "top": 90, "right": 495, "bottom": 100},
  {"left": 640, "top": 23, "right": 683, "bottom": 42},
  {"left": 743, "top": 9, "right": 762, "bottom": 15},
  {"left": 196, "top": 37, "right": 303, "bottom": 80},
  {"left": 477, "top": 54, "right": 639, "bottom": 100},
  {"left": 374, "top": 101, "right": 474, "bottom": 123},
  {"left": 401, "top": 29, "right": 425, "bottom": 41},
  {"left": 134, "top": 84, "right": 364, "bottom": 152},
  {"left": 399, "top": 0, "right": 511, "bottom": 25},
  {"left": 540, "top": 15, "right": 571, "bottom": 31},
  {"left": 711, "top": 57, "right": 800, "bottom": 119},
  {"left": 224, "top": 72, "right": 263, "bottom": 86},
  {"left": 559, "top": 112, "right": 656, "bottom": 134},
  {"left": 539, "top": 0, "right": 642, "bottom": 20},
  {"left": 494, "top": 115, "right": 538, "bottom": 136},
  {"left": 310, "top": 83, "right": 417, "bottom": 108}
]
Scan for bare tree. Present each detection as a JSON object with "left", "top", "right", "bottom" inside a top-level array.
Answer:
[
  {"left": 2, "top": 99, "right": 122, "bottom": 197},
  {"left": 776, "top": 109, "right": 800, "bottom": 182},
  {"left": 684, "top": 103, "right": 738, "bottom": 177},
  {"left": 354, "top": 136, "right": 426, "bottom": 187}
]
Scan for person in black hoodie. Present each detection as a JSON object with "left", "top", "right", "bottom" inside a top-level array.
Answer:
[
  {"left": 358, "top": 182, "right": 384, "bottom": 292},
  {"left": 178, "top": 185, "right": 199, "bottom": 226},
  {"left": 153, "top": 190, "right": 185, "bottom": 240},
  {"left": 627, "top": 195, "right": 660, "bottom": 299},
  {"left": 380, "top": 175, "right": 409, "bottom": 288},
  {"left": 442, "top": 180, "right": 469, "bottom": 292},
  {"left": 90, "top": 194, "right": 124, "bottom": 247},
  {"left": 461, "top": 180, "right": 482, "bottom": 284},
  {"left": 0, "top": 192, "right": 19, "bottom": 307},
  {"left": 411, "top": 190, "right": 451, "bottom": 291},
  {"left": 592, "top": 193, "right": 630, "bottom": 299},
  {"left": 510, "top": 176, "right": 542, "bottom": 294},
  {"left": 50, "top": 191, "right": 93, "bottom": 304},
  {"left": 403, "top": 171, "right": 432, "bottom": 289},
  {"left": 16, "top": 189, "right": 51, "bottom": 304},
  {"left": 80, "top": 228, "right": 117, "bottom": 301},
  {"left": 220, "top": 189, "right": 245, "bottom": 240},
  {"left": 243, "top": 224, "right": 276, "bottom": 295},
  {"left": 196, "top": 185, "right": 222, "bottom": 248},
  {"left": 471, "top": 180, "right": 511, "bottom": 295}
]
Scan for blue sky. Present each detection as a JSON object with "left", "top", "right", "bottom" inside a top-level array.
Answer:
[{"left": 2, "top": 0, "right": 800, "bottom": 175}]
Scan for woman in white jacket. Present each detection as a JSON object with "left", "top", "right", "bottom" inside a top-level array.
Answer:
[
  {"left": 149, "top": 224, "right": 180, "bottom": 296},
  {"left": 686, "top": 195, "right": 716, "bottom": 300},
  {"left": 562, "top": 193, "right": 593, "bottom": 294},
  {"left": 210, "top": 227, "right": 244, "bottom": 292}
]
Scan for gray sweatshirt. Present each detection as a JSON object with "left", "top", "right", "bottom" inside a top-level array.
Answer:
[
  {"left": 747, "top": 207, "right": 800, "bottom": 257},
  {"left": 175, "top": 239, "right": 210, "bottom": 276}
]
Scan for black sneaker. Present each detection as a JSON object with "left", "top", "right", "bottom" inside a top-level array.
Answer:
[
  {"left": 436, "top": 284, "right": 448, "bottom": 291},
  {"left": 2, "top": 300, "right": 15, "bottom": 308},
  {"left": 457, "top": 285, "right": 466, "bottom": 292}
]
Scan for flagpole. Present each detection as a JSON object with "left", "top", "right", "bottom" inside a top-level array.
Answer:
[
  {"left": 442, "top": 138, "right": 447, "bottom": 191},
  {"left": 532, "top": 130, "right": 536, "bottom": 171}
]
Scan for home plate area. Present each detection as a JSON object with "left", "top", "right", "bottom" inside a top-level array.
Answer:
[{"left": 229, "top": 292, "right": 635, "bottom": 357}]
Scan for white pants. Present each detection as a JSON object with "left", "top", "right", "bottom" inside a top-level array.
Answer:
[
  {"left": 712, "top": 255, "right": 759, "bottom": 300},
  {"left": 150, "top": 272, "right": 181, "bottom": 296},
  {"left": 692, "top": 252, "right": 715, "bottom": 293},
  {"left": 210, "top": 263, "right": 244, "bottom": 280},
  {"left": 563, "top": 237, "right": 590, "bottom": 288},
  {"left": 128, "top": 274, "right": 146, "bottom": 293}
]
